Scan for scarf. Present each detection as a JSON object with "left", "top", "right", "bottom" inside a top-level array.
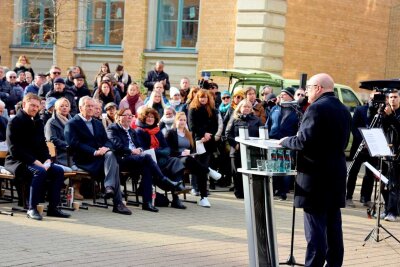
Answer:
[
  {"left": 56, "top": 112, "right": 70, "bottom": 125},
  {"left": 141, "top": 126, "right": 160, "bottom": 149},
  {"left": 219, "top": 103, "right": 231, "bottom": 114},
  {"left": 126, "top": 94, "right": 139, "bottom": 115}
]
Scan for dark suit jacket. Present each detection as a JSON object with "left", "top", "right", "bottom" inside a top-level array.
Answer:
[
  {"left": 64, "top": 114, "right": 112, "bottom": 174},
  {"left": 106, "top": 123, "right": 141, "bottom": 161},
  {"left": 281, "top": 92, "right": 351, "bottom": 209},
  {"left": 5, "top": 110, "right": 50, "bottom": 178}
]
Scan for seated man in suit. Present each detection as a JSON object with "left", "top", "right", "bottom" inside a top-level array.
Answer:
[
  {"left": 64, "top": 96, "right": 131, "bottom": 215},
  {"left": 5, "top": 93, "right": 70, "bottom": 220}
]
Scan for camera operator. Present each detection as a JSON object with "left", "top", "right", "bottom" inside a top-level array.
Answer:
[
  {"left": 346, "top": 92, "right": 380, "bottom": 208},
  {"left": 381, "top": 89, "right": 400, "bottom": 221}
]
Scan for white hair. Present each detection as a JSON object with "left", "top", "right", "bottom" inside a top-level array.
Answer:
[{"left": 6, "top": 71, "right": 16, "bottom": 79}]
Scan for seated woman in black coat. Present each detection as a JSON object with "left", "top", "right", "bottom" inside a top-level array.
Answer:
[
  {"left": 135, "top": 107, "right": 188, "bottom": 209},
  {"left": 107, "top": 108, "right": 181, "bottom": 212},
  {"left": 226, "top": 99, "right": 262, "bottom": 198},
  {"left": 166, "top": 112, "right": 221, "bottom": 208}
]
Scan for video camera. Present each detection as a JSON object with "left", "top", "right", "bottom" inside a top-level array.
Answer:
[{"left": 359, "top": 79, "right": 400, "bottom": 112}]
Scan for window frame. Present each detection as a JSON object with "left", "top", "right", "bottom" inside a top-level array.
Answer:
[
  {"left": 21, "top": 0, "right": 55, "bottom": 47},
  {"left": 86, "top": 0, "right": 125, "bottom": 49},
  {"left": 156, "top": 0, "right": 199, "bottom": 51}
]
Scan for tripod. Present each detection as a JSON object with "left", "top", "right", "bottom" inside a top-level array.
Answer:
[{"left": 363, "top": 157, "right": 400, "bottom": 245}]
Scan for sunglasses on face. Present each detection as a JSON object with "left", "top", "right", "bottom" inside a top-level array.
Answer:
[
  {"left": 296, "top": 93, "right": 305, "bottom": 97},
  {"left": 52, "top": 72, "right": 61, "bottom": 75},
  {"left": 222, "top": 96, "right": 230, "bottom": 100},
  {"left": 9, "top": 76, "right": 16, "bottom": 79}
]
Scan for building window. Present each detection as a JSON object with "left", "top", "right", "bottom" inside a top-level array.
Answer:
[
  {"left": 87, "top": 0, "right": 124, "bottom": 48},
  {"left": 157, "top": 0, "right": 199, "bottom": 50},
  {"left": 21, "top": 0, "right": 54, "bottom": 46}
]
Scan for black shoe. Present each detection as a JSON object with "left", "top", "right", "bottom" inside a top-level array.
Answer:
[
  {"left": 47, "top": 208, "right": 71, "bottom": 218},
  {"left": 161, "top": 176, "right": 178, "bottom": 188},
  {"left": 105, "top": 186, "right": 115, "bottom": 199},
  {"left": 142, "top": 202, "right": 159, "bottom": 212},
  {"left": 235, "top": 192, "right": 244, "bottom": 199},
  {"left": 113, "top": 203, "right": 132, "bottom": 215},
  {"left": 229, "top": 186, "right": 235, "bottom": 192},
  {"left": 209, "top": 183, "right": 216, "bottom": 190},
  {"left": 27, "top": 209, "right": 43, "bottom": 220},
  {"left": 360, "top": 196, "right": 370, "bottom": 203},
  {"left": 171, "top": 198, "right": 186, "bottom": 209}
]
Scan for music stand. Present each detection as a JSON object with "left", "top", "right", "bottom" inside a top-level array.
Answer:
[{"left": 360, "top": 128, "right": 400, "bottom": 244}]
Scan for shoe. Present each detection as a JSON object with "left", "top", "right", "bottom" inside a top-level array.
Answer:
[
  {"left": 174, "top": 183, "right": 191, "bottom": 195},
  {"left": 208, "top": 167, "right": 222, "bottom": 181},
  {"left": 384, "top": 213, "right": 397, "bottom": 222},
  {"left": 346, "top": 199, "right": 356, "bottom": 208},
  {"left": 104, "top": 186, "right": 115, "bottom": 199},
  {"left": 235, "top": 192, "right": 244, "bottom": 199},
  {"left": 190, "top": 189, "right": 200, "bottom": 196},
  {"left": 142, "top": 202, "right": 159, "bottom": 212},
  {"left": 171, "top": 198, "right": 186, "bottom": 209},
  {"left": 379, "top": 212, "right": 387, "bottom": 219},
  {"left": 112, "top": 203, "right": 132, "bottom": 215},
  {"left": 47, "top": 208, "right": 71, "bottom": 218},
  {"left": 229, "top": 186, "right": 235, "bottom": 192},
  {"left": 27, "top": 209, "right": 43, "bottom": 221},
  {"left": 279, "top": 195, "right": 287, "bottom": 201},
  {"left": 360, "top": 196, "right": 368, "bottom": 203},
  {"left": 209, "top": 183, "right": 216, "bottom": 190},
  {"left": 198, "top": 197, "right": 211, "bottom": 208},
  {"left": 161, "top": 176, "right": 178, "bottom": 188}
]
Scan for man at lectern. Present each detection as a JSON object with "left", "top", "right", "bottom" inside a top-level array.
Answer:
[{"left": 279, "top": 73, "right": 351, "bottom": 267}]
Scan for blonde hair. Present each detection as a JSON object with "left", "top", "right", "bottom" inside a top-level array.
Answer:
[
  {"left": 54, "top": 97, "right": 71, "bottom": 111},
  {"left": 233, "top": 99, "right": 253, "bottom": 120},
  {"left": 173, "top": 112, "right": 194, "bottom": 148},
  {"left": 146, "top": 90, "right": 167, "bottom": 109}
]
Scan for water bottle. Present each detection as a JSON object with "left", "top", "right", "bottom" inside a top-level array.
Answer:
[
  {"left": 284, "top": 150, "right": 292, "bottom": 172},
  {"left": 152, "top": 185, "right": 156, "bottom": 206},
  {"left": 270, "top": 149, "right": 277, "bottom": 172},
  {"left": 277, "top": 149, "right": 284, "bottom": 172},
  {"left": 67, "top": 187, "right": 74, "bottom": 208}
]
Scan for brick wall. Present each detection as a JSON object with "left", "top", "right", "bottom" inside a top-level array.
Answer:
[
  {"left": 283, "top": 0, "right": 392, "bottom": 91},
  {"left": 197, "top": 0, "right": 237, "bottom": 84},
  {"left": 122, "top": 0, "right": 147, "bottom": 83},
  {"left": 0, "top": 0, "right": 15, "bottom": 67},
  {"left": 55, "top": 0, "right": 78, "bottom": 71}
]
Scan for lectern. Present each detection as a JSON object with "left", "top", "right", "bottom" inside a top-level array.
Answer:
[{"left": 236, "top": 129, "right": 296, "bottom": 267}]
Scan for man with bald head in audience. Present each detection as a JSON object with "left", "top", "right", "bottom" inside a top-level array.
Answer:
[{"left": 279, "top": 73, "right": 351, "bottom": 267}]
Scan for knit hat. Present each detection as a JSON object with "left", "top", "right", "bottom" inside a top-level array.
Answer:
[
  {"left": 232, "top": 88, "right": 245, "bottom": 99},
  {"left": 45, "top": 97, "right": 57, "bottom": 110},
  {"left": 221, "top": 90, "right": 231, "bottom": 97},
  {"left": 266, "top": 93, "right": 277, "bottom": 102},
  {"left": 281, "top": 87, "right": 295, "bottom": 99},
  {"left": 53, "top": 77, "right": 65, "bottom": 84},
  {"left": 169, "top": 87, "right": 180, "bottom": 98}
]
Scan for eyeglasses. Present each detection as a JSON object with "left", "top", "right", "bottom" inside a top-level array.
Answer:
[
  {"left": 121, "top": 114, "right": 133, "bottom": 117},
  {"left": 296, "top": 93, "right": 305, "bottom": 97},
  {"left": 146, "top": 116, "right": 155, "bottom": 119},
  {"left": 234, "top": 95, "right": 243, "bottom": 98},
  {"left": 305, "top": 84, "right": 319, "bottom": 90},
  {"left": 52, "top": 72, "right": 61, "bottom": 75},
  {"left": 9, "top": 76, "right": 16, "bottom": 79},
  {"left": 222, "top": 96, "right": 230, "bottom": 100}
]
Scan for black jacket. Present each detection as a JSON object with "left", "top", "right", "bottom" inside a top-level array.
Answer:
[
  {"left": 46, "top": 89, "right": 78, "bottom": 116},
  {"left": 281, "top": 92, "right": 351, "bottom": 209},
  {"left": 5, "top": 110, "right": 50, "bottom": 175},
  {"left": 188, "top": 105, "right": 219, "bottom": 152},
  {"left": 106, "top": 123, "right": 141, "bottom": 161},
  {"left": 144, "top": 69, "right": 170, "bottom": 91},
  {"left": 64, "top": 114, "right": 113, "bottom": 174},
  {"left": 0, "top": 116, "right": 8, "bottom": 142},
  {"left": 166, "top": 128, "right": 194, "bottom": 157}
]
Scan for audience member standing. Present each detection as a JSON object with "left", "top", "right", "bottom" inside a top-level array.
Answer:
[
  {"left": 13, "top": 55, "right": 35, "bottom": 78},
  {"left": 144, "top": 60, "right": 170, "bottom": 95}
]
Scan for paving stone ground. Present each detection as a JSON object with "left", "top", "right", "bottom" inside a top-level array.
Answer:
[{"left": 1, "top": 176, "right": 400, "bottom": 266}]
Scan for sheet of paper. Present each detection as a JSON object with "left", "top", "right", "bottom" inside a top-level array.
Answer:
[
  {"left": 143, "top": 148, "right": 157, "bottom": 163},
  {"left": 363, "top": 162, "right": 388, "bottom": 184},
  {"left": 360, "top": 128, "right": 393, "bottom": 157}
]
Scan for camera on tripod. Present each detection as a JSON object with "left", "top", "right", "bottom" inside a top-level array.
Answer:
[{"left": 371, "top": 91, "right": 387, "bottom": 112}]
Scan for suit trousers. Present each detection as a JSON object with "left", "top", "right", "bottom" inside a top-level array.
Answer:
[
  {"left": 27, "top": 164, "right": 64, "bottom": 210},
  {"left": 303, "top": 207, "right": 344, "bottom": 267},
  {"left": 103, "top": 151, "right": 123, "bottom": 204}
]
